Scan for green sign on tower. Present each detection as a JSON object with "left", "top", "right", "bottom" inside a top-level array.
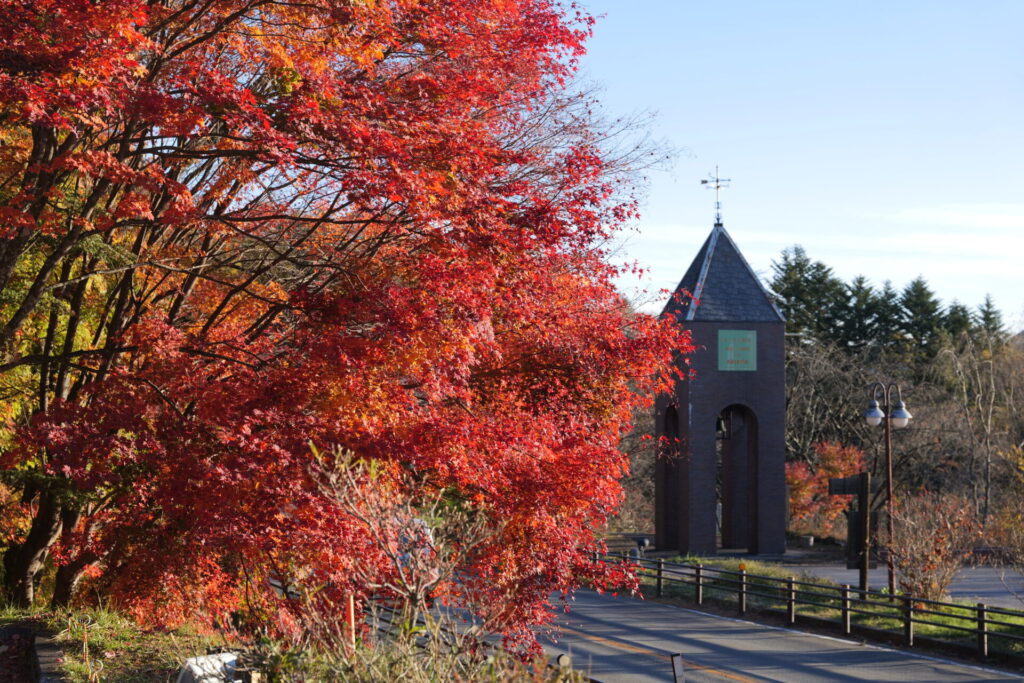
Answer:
[{"left": 718, "top": 330, "right": 757, "bottom": 371}]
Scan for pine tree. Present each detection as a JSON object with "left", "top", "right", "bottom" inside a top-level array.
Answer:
[
  {"left": 942, "top": 301, "right": 975, "bottom": 345},
  {"left": 769, "top": 246, "right": 847, "bottom": 343},
  {"left": 837, "top": 276, "right": 880, "bottom": 350},
  {"left": 976, "top": 294, "right": 1007, "bottom": 349},
  {"left": 871, "top": 281, "right": 905, "bottom": 351},
  {"left": 899, "top": 276, "right": 944, "bottom": 362}
]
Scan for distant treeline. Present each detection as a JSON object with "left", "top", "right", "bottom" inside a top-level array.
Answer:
[{"left": 768, "top": 245, "right": 1008, "bottom": 362}]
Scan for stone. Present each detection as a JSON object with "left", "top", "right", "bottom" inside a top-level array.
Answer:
[{"left": 175, "top": 652, "right": 239, "bottom": 683}]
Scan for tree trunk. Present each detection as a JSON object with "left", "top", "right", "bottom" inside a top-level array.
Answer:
[
  {"left": 50, "top": 508, "right": 89, "bottom": 609},
  {"left": 51, "top": 555, "right": 94, "bottom": 609},
  {"left": 1, "top": 491, "right": 63, "bottom": 607}
]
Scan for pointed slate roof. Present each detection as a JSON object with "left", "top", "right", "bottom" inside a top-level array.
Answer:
[{"left": 662, "top": 223, "right": 785, "bottom": 323}]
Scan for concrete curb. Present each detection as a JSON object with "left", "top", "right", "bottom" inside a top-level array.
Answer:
[
  {"left": 0, "top": 622, "right": 66, "bottom": 683},
  {"left": 32, "top": 632, "right": 65, "bottom": 683}
]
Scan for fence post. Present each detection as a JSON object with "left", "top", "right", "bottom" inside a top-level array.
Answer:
[
  {"left": 656, "top": 559, "right": 665, "bottom": 598},
  {"left": 787, "top": 577, "right": 796, "bottom": 624},
  {"left": 977, "top": 602, "right": 988, "bottom": 658},
  {"left": 903, "top": 596, "right": 914, "bottom": 647},
  {"left": 695, "top": 564, "right": 704, "bottom": 606},
  {"left": 841, "top": 585, "right": 851, "bottom": 635},
  {"left": 738, "top": 569, "right": 747, "bottom": 616}
]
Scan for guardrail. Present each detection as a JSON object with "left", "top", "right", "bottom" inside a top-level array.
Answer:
[{"left": 597, "top": 553, "right": 1024, "bottom": 666}]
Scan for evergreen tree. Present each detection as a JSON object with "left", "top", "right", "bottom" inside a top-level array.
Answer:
[
  {"left": 870, "top": 281, "right": 905, "bottom": 352},
  {"left": 899, "top": 276, "right": 944, "bottom": 362},
  {"left": 837, "top": 276, "right": 879, "bottom": 350},
  {"left": 976, "top": 294, "right": 1007, "bottom": 349},
  {"left": 769, "top": 246, "right": 847, "bottom": 343},
  {"left": 942, "top": 300, "right": 975, "bottom": 344}
]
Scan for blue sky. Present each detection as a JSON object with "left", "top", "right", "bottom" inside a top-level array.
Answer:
[{"left": 578, "top": 1, "right": 1024, "bottom": 329}]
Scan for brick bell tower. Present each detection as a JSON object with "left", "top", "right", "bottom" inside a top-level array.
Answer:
[{"left": 655, "top": 214, "right": 787, "bottom": 555}]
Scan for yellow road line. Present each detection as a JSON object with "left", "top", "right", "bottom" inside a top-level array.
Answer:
[{"left": 559, "top": 625, "right": 762, "bottom": 683}]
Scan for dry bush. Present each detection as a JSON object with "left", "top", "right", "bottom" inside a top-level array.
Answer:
[
  {"left": 885, "top": 492, "right": 981, "bottom": 601},
  {"left": 228, "top": 449, "right": 587, "bottom": 680}
]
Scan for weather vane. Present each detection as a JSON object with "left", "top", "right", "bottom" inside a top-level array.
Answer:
[{"left": 700, "top": 165, "right": 730, "bottom": 226}]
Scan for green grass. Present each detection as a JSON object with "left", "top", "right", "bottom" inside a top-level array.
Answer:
[
  {"left": 634, "top": 555, "right": 1024, "bottom": 661},
  {"left": 0, "top": 602, "right": 40, "bottom": 626},
  {"left": 3, "top": 603, "right": 586, "bottom": 682},
  {"left": 51, "top": 607, "right": 221, "bottom": 683},
  {"left": 27, "top": 606, "right": 221, "bottom": 683}
]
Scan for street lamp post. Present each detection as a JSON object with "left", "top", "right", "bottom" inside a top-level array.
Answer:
[{"left": 864, "top": 382, "right": 912, "bottom": 598}]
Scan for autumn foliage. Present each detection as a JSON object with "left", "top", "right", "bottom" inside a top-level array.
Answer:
[
  {"left": 0, "top": 0, "right": 688, "bottom": 643},
  {"left": 785, "top": 442, "right": 865, "bottom": 538},
  {"left": 886, "top": 492, "right": 980, "bottom": 601}
]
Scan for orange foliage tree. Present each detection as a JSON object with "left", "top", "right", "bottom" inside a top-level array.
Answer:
[
  {"left": 0, "top": 0, "right": 689, "bottom": 645},
  {"left": 786, "top": 442, "right": 865, "bottom": 538}
]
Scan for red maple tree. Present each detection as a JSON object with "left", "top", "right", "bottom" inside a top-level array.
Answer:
[
  {"left": 0, "top": 0, "right": 689, "bottom": 643},
  {"left": 786, "top": 442, "right": 865, "bottom": 538}
]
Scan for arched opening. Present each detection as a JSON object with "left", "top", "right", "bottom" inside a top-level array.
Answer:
[
  {"left": 661, "top": 405, "right": 681, "bottom": 548},
  {"left": 716, "top": 404, "right": 760, "bottom": 553}
]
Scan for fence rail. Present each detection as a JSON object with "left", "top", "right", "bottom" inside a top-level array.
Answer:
[{"left": 597, "top": 553, "right": 1024, "bottom": 664}]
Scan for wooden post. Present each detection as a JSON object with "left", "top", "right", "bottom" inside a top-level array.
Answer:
[
  {"left": 977, "top": 603, "right": 988, "bottom": 658},
  {"left": 859, "top": 471, "right": 871, "bottom": 593},
  {"left": 657, "top": 559, "right": 665, "bottom": 598},
  {"left": 787, "top": 577, "right": 796, "bottom": 625},
  {"left": 738, "top": 569, "right": 747, "bottom": 616},
  {"left": 695, "top": 564, "right": 704, "bottom": 606},
  {"left": 841, "top": 585, "right": 851, "bottom": 635}
]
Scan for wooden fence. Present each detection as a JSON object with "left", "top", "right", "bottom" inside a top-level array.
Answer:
[{"left": 598, "top": 554, "right": 1024, "bottom": 665}]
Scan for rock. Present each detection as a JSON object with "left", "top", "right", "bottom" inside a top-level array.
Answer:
[{"left": 175, "top": 652, "right": 239, "bottom": 683}]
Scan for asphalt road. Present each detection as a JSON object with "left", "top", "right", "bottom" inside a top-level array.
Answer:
[{"left": 540, "top": 590, "right": 1024, "bottom": 682}]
